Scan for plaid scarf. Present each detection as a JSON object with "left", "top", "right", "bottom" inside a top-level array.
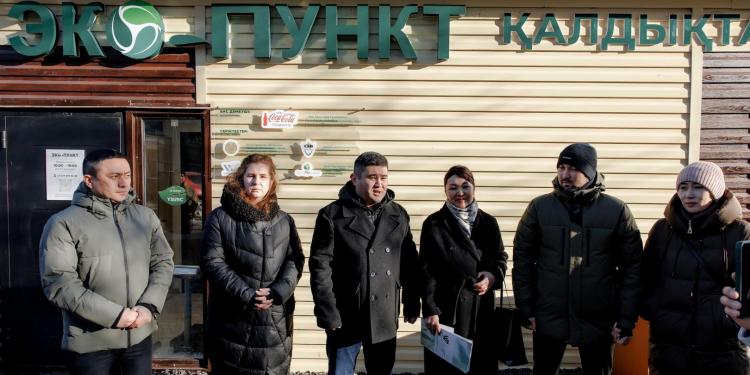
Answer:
[{"left": 446, "top": 200, "right": 478, "bottom": 237}]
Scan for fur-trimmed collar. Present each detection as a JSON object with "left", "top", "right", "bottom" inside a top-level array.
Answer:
[
  {"left": 220, "top": 185, "right": 279, "bottom": 222},
  {"left": 665, "top": 190, "right": 741, "bottom": 236}
]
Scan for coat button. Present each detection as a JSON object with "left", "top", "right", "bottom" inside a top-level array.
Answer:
[
  {"left": 386, "top": 270, "right": 391, "bottom": 276},
  {"left": 385, "top": 247, "right": 391, "bottom": 253},
  {"left": 369, "top": 248, "right": 374, "bottom": 254},
  {"left": 371, "top": 295, "right": 376, "bottom": 302},
  {"left": 370, "top": 272, "right": 376, "bottom": 277}
]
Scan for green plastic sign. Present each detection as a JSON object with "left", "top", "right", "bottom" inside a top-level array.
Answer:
[
  {"left": 159, "top": 185, "right": 187, "bottom": 206},
  {"left": 7, "top": 1, "right": 465, "bottom": 60}
]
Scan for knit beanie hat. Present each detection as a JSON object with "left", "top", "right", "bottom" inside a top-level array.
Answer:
[
  {"left": 676, "top": 161, "right": 726, "bottom": 199},
  {"left": 557, "top": 143, "right": 598, "bottom": 180}
]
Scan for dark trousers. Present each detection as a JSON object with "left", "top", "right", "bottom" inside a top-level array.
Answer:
[
  {"left": 66, "top": 335, "right": 152, "bottom": 375},
  {"left": 532, "top": 333, "right": 613, "bottom": 375},
  {"left": 326, "top": 330, "right": 396, "bottom": 375},
  {"left": 649, "top": 342, "right": 750, "bottom": 375}
]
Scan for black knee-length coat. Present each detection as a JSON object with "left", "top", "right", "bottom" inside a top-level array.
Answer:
[{"left": 419, "top": 204, "right": 508, "bottom": 374}]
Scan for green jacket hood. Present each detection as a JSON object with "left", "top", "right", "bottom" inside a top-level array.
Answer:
[{"left": 71, "top": 182, "right": 136, "bottom": 218}]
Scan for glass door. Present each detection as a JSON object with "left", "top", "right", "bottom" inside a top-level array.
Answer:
[{"left": 130, "top": 113, "right": 207, "bottom": 360}]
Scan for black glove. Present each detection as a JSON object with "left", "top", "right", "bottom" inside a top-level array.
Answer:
[{"left": 616, "top": 324, "right": 632, "bottom": 338}]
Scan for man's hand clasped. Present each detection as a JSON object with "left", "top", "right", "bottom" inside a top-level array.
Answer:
[{"left": 115, "top": 306, "right": 153, "bottom": 329}]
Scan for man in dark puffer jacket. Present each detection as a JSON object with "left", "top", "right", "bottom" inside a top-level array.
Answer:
[{"left": 513, "top": 143, "right": 643, "bottom": 375}]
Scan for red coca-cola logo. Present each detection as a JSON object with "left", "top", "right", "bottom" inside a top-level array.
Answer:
[
  {"left": 268, "top": 112, "right": 297, "bottom": 122},
  {"left": 261, "top": 110, "right": 298, "bottom": 128}
]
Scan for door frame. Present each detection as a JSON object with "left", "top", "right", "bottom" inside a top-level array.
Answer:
[
  {"left": 125, "top": 109, "right": 211, "bottom": 369},
  {"left": 125, "top": 109, "right": 212, "bottom": 215}
]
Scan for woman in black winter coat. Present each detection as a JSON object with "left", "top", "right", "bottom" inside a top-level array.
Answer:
[
  {"left": 642, "top": 161, "right": 750, "bottom": 375},
  {"left": 420, "top": 165, "right": 508, "bottom": 375},
  {"left": 202, "top": 154, "right": 305, "bottom": 375}
]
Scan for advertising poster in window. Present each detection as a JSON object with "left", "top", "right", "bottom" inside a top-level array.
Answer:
[{"left": 46, "top": 149, "right": 85, "bottom": 201}]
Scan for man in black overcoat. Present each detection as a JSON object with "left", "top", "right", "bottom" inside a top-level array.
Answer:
[{"left": 310, "top": 151, "right": 420, "bottom": 375}]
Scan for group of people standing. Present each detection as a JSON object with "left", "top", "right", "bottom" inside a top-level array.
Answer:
[{"left": 37, "top": 144, "right": 750, "bottom": 375}]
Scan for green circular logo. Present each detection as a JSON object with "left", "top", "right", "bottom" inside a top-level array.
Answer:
[{"left": 106, "top": 0, "right": 164, "bottom": 59}]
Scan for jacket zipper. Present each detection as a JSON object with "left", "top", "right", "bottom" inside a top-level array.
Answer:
[
  {"left": 113, "top": 206, "right": 132, "bottom": 347},
  {"left": 560, "top": 227, "right": 566, "bottom": 266},
  {"left": 687, "top": 219, "right": 693, "bottom": 235},
  {"left": 262, "top": 227, "right": 268, "bottom": 287},
  {"left": 585, "top": 229, "right": 591, "bottom": 267},
  {"left": 689, "top": 239, "right": 702, "bottom": 352}
]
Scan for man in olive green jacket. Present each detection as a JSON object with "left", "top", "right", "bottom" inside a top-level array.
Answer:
[
  {"left": 39, "top": 149, "right": 174, "bottom": 375},
  {"left": 512, "top": 143, "right": 642, "bottom": 375}
]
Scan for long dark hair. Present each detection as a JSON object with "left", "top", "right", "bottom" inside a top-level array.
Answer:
[{"left": 226, "top": 154, "right": 279, "bottom": 213}]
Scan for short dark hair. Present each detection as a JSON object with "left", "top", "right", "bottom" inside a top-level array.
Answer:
[
  {"left": 83, "top": 149, "right": 128, "bottom": 176},
  {"left": 353, "top": 151, "right": 388, "bottom": 177},
  {"left": 444, "top": 165, "right": 475, "bottom": 186}
]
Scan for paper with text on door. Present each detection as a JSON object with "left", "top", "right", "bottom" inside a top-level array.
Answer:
[{"left": 420, "top": 320, "right": 473, "bottom": 373}]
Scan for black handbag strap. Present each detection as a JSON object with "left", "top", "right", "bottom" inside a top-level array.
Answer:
[
  {"left": 668, "top": 223, "right": 731, "bottom": 286},
  {"left": 678, "top": 229, "right": 729, "bottom": 285},
  {"left": 685, "top": 242, "right": 727, "bottom": 285},
  {"left": 497, "top": 279, "right": 512, "bottom": 309}
]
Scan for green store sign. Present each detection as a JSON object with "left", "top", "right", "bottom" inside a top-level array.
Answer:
[
  {"left": 8, "top": 1, "right": 465, "bottom": 60},
  {"left": 158, "top": 185, "right": 187, "bottom": 206}
]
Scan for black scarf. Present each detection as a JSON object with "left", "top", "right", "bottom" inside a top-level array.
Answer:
[{"left": 220, "top": 185, "right": 279, "bottom": 222}]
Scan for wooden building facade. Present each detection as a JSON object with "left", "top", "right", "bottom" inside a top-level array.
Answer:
[{"left": 1, "top": 0, "right": 750, "bottom": 372}]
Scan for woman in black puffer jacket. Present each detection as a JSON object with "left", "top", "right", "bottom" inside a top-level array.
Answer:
[
  {"left": 202, "top": 154, "right": 305, "bottom": 375},
  {"left": 642, "top": 161, "right": 750, "bottom": 375}
]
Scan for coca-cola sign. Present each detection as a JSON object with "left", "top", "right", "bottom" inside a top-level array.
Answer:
[{"left": 261, "top": 110, "right": 299, "bottom": 129}]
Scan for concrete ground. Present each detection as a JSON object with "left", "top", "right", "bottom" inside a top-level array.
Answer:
[{"left": 4, "top": 368, "right": 585, "bottom": 375}]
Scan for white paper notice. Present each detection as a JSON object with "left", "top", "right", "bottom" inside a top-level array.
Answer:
[{"left": 46, "top": 149, "right": 85, "bottom": 201}]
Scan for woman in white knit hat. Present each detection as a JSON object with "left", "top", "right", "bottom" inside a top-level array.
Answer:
[{"left": 641, "top": 161, "right": 750, "bottom": 375}]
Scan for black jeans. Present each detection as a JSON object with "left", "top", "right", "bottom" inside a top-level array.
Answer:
[
  {"left": 532, "top": 332, "right": 613, "bottom": 375},
  {"left": 66, "top": 335, "right": 152, "bottom": 375}
]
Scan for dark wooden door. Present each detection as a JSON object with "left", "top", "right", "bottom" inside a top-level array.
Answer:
[
  {"left": 702, "top": 52, "right": 750, "bottom": 219},
  {"left": 0, "top": 111, "right": 123, "bottom": 369}
]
